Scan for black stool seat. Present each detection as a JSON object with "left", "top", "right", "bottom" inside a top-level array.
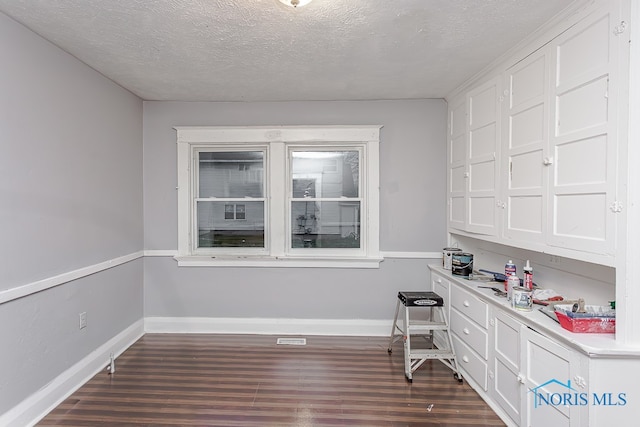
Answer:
[{"left": 397, "top": 291, "right": 444, "bottom": 307}]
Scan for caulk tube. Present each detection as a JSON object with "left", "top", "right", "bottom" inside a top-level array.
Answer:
[{"left": 523, "top": 260, "right": 533, "bottom": 290}]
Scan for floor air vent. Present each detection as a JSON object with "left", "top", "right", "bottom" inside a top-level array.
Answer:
[{"left": 276, "top": 337, "right": 307, "bottom": 346}]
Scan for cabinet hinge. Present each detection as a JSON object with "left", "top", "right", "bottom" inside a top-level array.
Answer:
[
  {"left": 614, "top": 21, "right": 627, "bottom": 36},
  {"left": 610, "top": 201, "right": 623, "bottom": 213}
]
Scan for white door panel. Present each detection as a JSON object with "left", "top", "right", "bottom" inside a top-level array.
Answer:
[{"left": 548, "top": 4, "right": 618, "bottom": 255}]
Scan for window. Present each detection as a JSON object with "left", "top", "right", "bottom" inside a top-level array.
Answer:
[{"left": 175, "top": 126, "right": 381, "bottom": 268}]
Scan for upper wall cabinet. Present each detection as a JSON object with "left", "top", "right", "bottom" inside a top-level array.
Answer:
[
  {"left": 447, "top": 0, "right": 627, "bottom": 265},
  {"left": 449, "top": 96, "right": 467, "bottom": 232},
  {"left": 447, "top": 77, "right": 501, "bottom": 236},
  {"left": 502, "top": 48, "right": 550, "bottom": 245},
  {"left": 546, "top": 5, "right": 620, "bottom": 256}
]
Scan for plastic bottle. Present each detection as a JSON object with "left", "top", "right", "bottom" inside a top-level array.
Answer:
[{"left": 523, "top": 260, "right": 533, "bottom": 290}]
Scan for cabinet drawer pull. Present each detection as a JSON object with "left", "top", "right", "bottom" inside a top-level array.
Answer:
[
  {"left": 462, "top": 355, "right": 470, "bottom": 363},
  {"left": 463, "top": 300, "right": 470, "bottom": 307},
  {"left": 463, "top": 328, "right": 470, "bottom": 335}
]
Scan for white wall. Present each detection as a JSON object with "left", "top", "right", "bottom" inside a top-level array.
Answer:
[
  {"left": 143, "top": 100, "right": 447, "bottom": 321},
  {"left": 0, "top": 12, "right": 144, "bottom": 417}
]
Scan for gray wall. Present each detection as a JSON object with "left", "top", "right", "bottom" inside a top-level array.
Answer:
[
  {"left": 0, "top": 12, "right": 143, "bottom": 415},
  {"left": 143, "top": 100, "right": 447, "bottom": 319}
]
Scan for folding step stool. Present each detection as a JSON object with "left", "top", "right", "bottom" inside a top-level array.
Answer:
[{"left": 387, "top": 291, "right": 463, "bottom": 383}]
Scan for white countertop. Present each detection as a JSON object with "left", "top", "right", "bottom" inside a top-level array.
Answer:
[{"left": 429, "top": 264, "right": 640, "bottom": 358}]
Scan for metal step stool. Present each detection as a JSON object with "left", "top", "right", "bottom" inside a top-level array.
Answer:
[{"left": 387, "top": 291, "right": 463, "bottom": 383}]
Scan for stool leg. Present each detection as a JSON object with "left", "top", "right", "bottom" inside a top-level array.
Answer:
[
  {"left": 403, "top": 303, "right": 412, "bottom": 381},
  {"left": 387, "top": 299, "right": 401, "bottom": 353}
]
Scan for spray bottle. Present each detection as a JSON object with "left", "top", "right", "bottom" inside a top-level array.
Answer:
[
  {"left": 504, "top": 260, "right": 516, "bottom": 291},
  {"left": 523, "top": 260, "right": 533, "bottom": 290}
]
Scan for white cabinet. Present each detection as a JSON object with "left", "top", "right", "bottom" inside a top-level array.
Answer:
[
  {"left": 502, "top": 47, "right": 550, "bottom": 245},
  {"left": 447, "top": 77, "right": 501, "bottom": 236},
  {"left": 467, "top": 77, "right": 501, "bottom": 236},
  {"left": 431, "top": 273, "right": 451, "bottom": 350},
  {"left": 492, "top": 310, "right": 523, "bottom": 425},
  {"left": 447, "top": 0, "right": 626, "bottom": 264},
  {"left": 521, "top": 327, "right": 585, "bottom": 427},
  {"left": 430, "top": 265, "right": 638, "bottom": 427},
  {"left": 546, "top": 3, "right": 620, "bottom": 256},
  {"left": 490, "top": 309, "right": 586, "bottom": 427},
  {"left": 450, "top": 283, "right": 490, "bottom": 391},
  {"left": 448, "top": 96, "right": 467, "bottom": 231}
]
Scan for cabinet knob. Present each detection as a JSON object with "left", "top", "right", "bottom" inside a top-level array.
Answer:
[
  {"left": 463, "top": 328, "right": 470, "bottom": 335},
  {"left": 462, "top": 355, "right": 470, "bottom": 363},
  {"left": 543, "top": 157, "right": 554, "bottom": 165},
  {"left": 517, "top": 374, "right": 525, "bottom": 384},
  {"left": 436, "top": 278, "right": 442, "bottom": 284},
  {"left": 463, "top": 301, "right": 470, "bottom": 307}
]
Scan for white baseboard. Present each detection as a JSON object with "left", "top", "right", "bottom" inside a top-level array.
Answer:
[
  {"left": 0, "top": 319, "right": 145, "bottom": 427},
  {"left": 145, "top": 316, "right": 393, "bottom": 337}
]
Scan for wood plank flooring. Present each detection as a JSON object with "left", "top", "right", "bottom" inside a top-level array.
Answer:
[{"left": 38, "top": 334, "right": 505, "bottom": 426}]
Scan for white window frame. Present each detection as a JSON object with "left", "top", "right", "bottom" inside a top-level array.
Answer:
[{"left": 175, "top": 126, "right": 382, "bottom": 268}]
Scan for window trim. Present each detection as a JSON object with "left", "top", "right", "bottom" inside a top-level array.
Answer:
[{"left": 175, "top": 126, "right": 382, "bottom": 268}]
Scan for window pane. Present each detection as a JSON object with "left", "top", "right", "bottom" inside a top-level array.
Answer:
[
  {"left": 291, "top": 201, "right": 360, "bottom": 248},
  {"left": 199, "top": 151, "right": 264, "bottom": 198},
  {"left": 235, "top": 204, "right": 246, "bottom": 220},
  {"left": 198, "top": 201, "right": 264, "bottom": 247},
  {"left": 291, "top": 151, "right": 359, "bottom": 198},
  {"left": 224, "top": 204, "right": 234, "bottom": 219}
]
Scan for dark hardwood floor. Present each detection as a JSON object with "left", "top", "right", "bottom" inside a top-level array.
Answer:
[{"left": 38, "top": 334, "right": 505, "bottom": 426}]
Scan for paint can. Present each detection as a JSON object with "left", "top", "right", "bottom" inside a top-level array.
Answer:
[
  {"left": 512, "top": 286, "right": 533, "bottom": 311},
  {"left": 451, "top": 252, "right": 473, "bottom": 279},
  {"left": 443, "top": 247, "right": 463, "bottom": 270},
  {"left": 506, "top": 274, "right": 520, "bottom": 301}
]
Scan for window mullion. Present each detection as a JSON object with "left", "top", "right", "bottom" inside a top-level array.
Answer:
[{"left": 269, "top": 141, "right": 286, "bottom": 257}]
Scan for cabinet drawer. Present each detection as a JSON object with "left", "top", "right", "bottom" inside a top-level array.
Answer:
[
  {"left": 452, "top": 334, "right": 488, "bottom": 391},
  {"left": 450, "top": 285, "right": 488, "bottom": 328},
  {"left": 450, "top": 308, "right": 488, "bottom": 359}
]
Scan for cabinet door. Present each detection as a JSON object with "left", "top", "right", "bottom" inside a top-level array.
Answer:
[
  {"left": 547, "top": 3, "right": 621, "bottom": 255},
  {"left": 492, "top": 310, "right": 523, "bottom": 426},
  {"left": 521, "top": 327, "right": 583, "bottom": 427},
  {"left": 503, "top": 48, "right": 550, "bottom": 244},
  {"left": 448, "top": 97, "right": 467, "bottom": 231},
  {"left": 466, "top": 77, "right": 501, "bottom": 236}
]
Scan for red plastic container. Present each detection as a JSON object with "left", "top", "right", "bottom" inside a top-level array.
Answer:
[{"left": 555, "top": 311, "right": 615, "bottom": 333}]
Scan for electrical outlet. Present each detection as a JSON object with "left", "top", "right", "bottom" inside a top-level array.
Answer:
[{"left": 79, "top": 312, "right": 87, "bottom": 329}]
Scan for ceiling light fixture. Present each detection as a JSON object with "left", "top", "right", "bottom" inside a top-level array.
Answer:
[{"left": 278, "top": 0, "right": 313, "bottom": 7}]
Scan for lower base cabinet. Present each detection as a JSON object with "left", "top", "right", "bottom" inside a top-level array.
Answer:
[
  {"left": 490, "top": 310, "right": 587, "bottom": 426},
  {"left": 429, "top": 269, "right": 604, "bottom": 426},
  {"left": 521, "top": 326, "right": 585, "bottom": 426},
  {"left": 492, "top": 310, "right": 522, "bottom": 424}
]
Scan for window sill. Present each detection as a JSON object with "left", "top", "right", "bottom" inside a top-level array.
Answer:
[{"left": 173, "top": 255, "right": 383, "bottom": 269}]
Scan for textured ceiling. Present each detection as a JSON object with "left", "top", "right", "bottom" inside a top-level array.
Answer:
[{"left": 0, "top": 0, "right": 575, "bottom": 101}]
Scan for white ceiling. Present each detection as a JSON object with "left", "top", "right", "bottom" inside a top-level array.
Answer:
[{"left": 0, "top": 0, "right": 575, "bottom": 102}]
